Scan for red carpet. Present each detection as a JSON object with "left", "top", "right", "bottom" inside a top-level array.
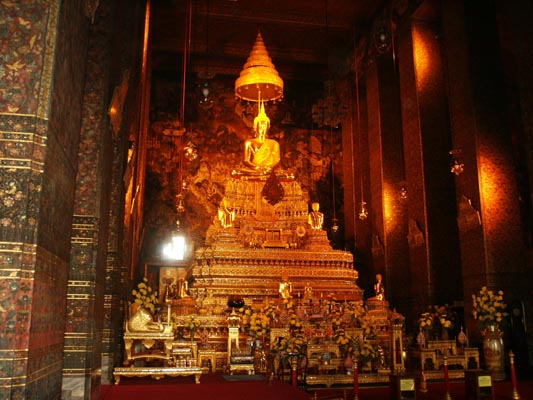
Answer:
[
  {"left": 101, "top": 374, "right": 533, "bottom": 400},
  {"left": 100, "top": 374, "right": 312, "bottom": 400},
  {"left": 308, "top": 380, "right": 533, "bottom": 400}
]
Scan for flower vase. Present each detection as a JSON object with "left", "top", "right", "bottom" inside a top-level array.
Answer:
[
  {"left": 482, "top": 325, "right": 505, "bottom": 381},
  {"left": 344, "top": 352, "right": 353, "bottom": 374},
  {"left": 417, "top": 328, "right": 426, "bottom": 349}
]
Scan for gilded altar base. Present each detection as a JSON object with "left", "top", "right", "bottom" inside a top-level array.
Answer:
[
  {"left": 190, "top": 246, "right": 361, "bottom": 305},
  {"left": 190, "top": 172, "right": 362, "bottom": 305},
  {"left": 113, "top": 366, "right": 202, "bottom": 385}
]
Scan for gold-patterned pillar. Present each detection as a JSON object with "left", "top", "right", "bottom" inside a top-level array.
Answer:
[
  {"left": 364, "top": 22, "right": 410, "bottom": 313},
  {"left": 102, "top": 144, "right": 130, "bottom": 385},
  {"left": 101, "top": 139, "right": 128, "bottom": 384},
  {"left": 0, "top": 1, "right": 89, "bottom": 399},
  {"left": 396, "top": 9, "right": 463, "bottom": 318},
  {"left": 442, "top": 0, "right": 528, "bottom": 342},
  {"left": 343, "top": 76, "right": 374, "bottom": 292},
  {"left": 61, "top": 1, "right": 115, "bottom": 397}
]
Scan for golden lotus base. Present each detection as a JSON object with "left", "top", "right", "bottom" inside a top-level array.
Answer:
[{"left": 113, "top": 366, "right": 202, "bottom": 385}]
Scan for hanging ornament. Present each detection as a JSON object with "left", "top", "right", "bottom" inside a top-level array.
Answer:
[
  {"left": 176, "top": 194, "right": 186, "bottom": 214},
  {"left": 358, "top": 201, "right": 368, "bottom": 220},
  {"left": 183, "top": 140, "right": 198, "bottom": 161},
  {"left": 331, "top": 218, "right": 339, "bottom": 233}
]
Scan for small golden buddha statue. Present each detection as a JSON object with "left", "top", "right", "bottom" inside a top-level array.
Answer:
[
  {"left": 217, "top": 198, "right": 236, "bottom": 228},
  {"left": 177, "top": 279, "right": 190, "bottom": 298},
  {"left": 308, "top": 202, "right": 324, "bottom": 230},
  {"left": 373, "top": 273, "right": 385, "bottom": 301},
  {"left": 232, "top": 101, "right": 280, "bottom": 176},
  {"left": 279, "top": 278, "right": 292, "bottom": 299}
]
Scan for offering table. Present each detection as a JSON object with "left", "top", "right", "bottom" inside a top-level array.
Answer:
[{"left": 123, "top": 329, "right": 174, "bottom": 366}]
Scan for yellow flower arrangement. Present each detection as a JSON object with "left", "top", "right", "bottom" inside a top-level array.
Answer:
[
  {"left": 131, "top": 277, "right": 158, "bottom": 314},
  {"left": 272, "top": 332, "right": 307, "bottom": 355},
  {"left": 418, "top": 304, "right": 456, "bottom": 340},
  {"left": 472, "top": 286, "right": 508, "bottom": 330},
  {"left": 334, "top": 329, "right": 378, "bottom": 362},
  {"left": 238, "top": 304, "right": 277, "bottom": 340},
  {"left": 185, "top": 314, "right": 202, "bottom": 333},
  {"left": 434, "top": 304, "right": 455, "bottom": 330},
  {"left": 418, "top": 311, "right": 433, "bottom": 330},
  {"left": 287, "top": 312, "right": 302, "bottom": 332},
  {"left": 248, "top": 310, "right": 270, "bottom": 339},
  {"left": 330, "top": 314, "right": 342, "bottom": 329},
  {"left": 334, "top": 327, "right": 351, "bottom": 347},
  {"left": 359, "top": 314, "right": 378, "bottom": 339}
]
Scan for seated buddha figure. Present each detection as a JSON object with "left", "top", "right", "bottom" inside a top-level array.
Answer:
[
  {"left": 371, "top": 273, "right": 385, "bottom": 301},
  {"left": 232, "top": 101, "right": 280, "bottom": 176},
  {"left": 308, "top": 202, "right": 324, "bottom": 230}
]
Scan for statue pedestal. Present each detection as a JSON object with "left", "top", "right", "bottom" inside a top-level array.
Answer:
[
  {"left": 366, "top": 298, "right": 390, "bottom": 311},
  {"left": 304, "top": 230, "right": 332, "bottom": 251},
  {"left": 214, "top": 229, "right": 240, "bottom": 247}
]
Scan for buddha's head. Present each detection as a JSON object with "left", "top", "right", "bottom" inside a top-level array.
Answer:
[{"left": 253, "top": 101, "right": 270, "bottom": 136}]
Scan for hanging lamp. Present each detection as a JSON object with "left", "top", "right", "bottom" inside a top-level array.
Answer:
[{"left": 162, "top": 0, "right": 192, "bottom": 261}]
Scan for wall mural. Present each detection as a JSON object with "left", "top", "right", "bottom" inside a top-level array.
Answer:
[{"left": 143, "top": 74, "right": 345, "bottom": 260}]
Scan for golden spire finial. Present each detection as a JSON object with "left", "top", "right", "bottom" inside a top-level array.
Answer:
[{"left": 235, "top": 32, "right": 284, "bottom": 102}]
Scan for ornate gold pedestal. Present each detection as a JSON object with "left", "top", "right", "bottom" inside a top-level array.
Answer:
[
  {"left": 113, "top": 366, "right": 202, "bottom": 384},
  {"left": 191, "top": 170, "right": 362, "bottom": 305},
  {"left": 198, "top": 349, "right": 217, "bottom": 372},
  {"left": 191, "top": 247, "right": 361, "bottom": 305},
  {"left": 123, "top": 330, "right": 174, "bottom": 366}
]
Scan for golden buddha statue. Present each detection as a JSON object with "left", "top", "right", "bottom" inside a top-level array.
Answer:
[
  {"left": 232, "top": 101, "right": 280, "bottom": 177},
  {"left": 217, "top": 198, "right": 236, "bottom": 228},
  {"left": 308, "top": 202, "right": 324, "bottom": 230},
  {"left": 126, "top": 303, "right": 165, "bottom": 333},
  {"left": 373, "top": 273, "right": 385, "bottom": 301},
  {"left": 279, "top": 278, "right": 292, "bottom": 299}
]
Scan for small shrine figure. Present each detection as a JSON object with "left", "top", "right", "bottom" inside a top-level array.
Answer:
[
  {"left": 457, "top": 326, "right": 468, "bottom": 347},
  {"left": 177, "top": 279, "right": 190, "bottom": 298},
  {"left": 279, "top": 277, "right": 293, "bottom": 299},
  {"left": 304, "top": 283, "right": 314, "bottom": 299},
  {"left": 233, "top": 101, "right": 280, "bottom": 176},
  {"left": 165, "top": 283, "right": 176, "bottom": 302},
  {"left": 218, "top": 199, "right": 236, "bottom": 228},
  {"left": 417, "top": 327, "right": 427, "bottom": 349},
  {"left": 374, "top": 273, "right": 385, "bottom": 301},
  {"left": 307, "top": 202, "right": 324, "bottom": 230}
]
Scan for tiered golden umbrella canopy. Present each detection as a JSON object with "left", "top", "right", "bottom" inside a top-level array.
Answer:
[{"left": 235, "top": 32, "right": 284, "bottom": 102}]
